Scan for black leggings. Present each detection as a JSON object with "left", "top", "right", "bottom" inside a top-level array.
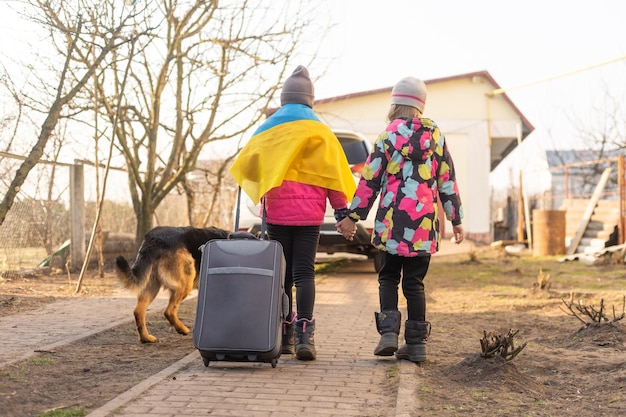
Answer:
[
  {"left": 266, "top": 224, "right": 320, "bottom": 320},
  {"left": 378, "top": 252, "right": 431, "bottom": 321}
]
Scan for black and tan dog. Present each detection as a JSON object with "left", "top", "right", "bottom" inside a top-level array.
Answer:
[{"left": 115, "top": 226, "right": 230, "bottom": 343}]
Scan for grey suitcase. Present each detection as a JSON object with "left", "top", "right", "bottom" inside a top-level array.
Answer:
[{"left": 193, "top": 190, "right": 286, "bottom": 367}]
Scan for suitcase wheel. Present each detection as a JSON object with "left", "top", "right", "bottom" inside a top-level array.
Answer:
[
  {"left": 271, "top": 359, "right": 277, "bottom": 368},
  {"left": 202, "top": 357, "right": 210, "bottom": 367}
]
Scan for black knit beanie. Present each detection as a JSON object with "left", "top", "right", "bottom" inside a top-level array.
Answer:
[{"left": 280, "top": 65, "right": 314, "bottom": 108}]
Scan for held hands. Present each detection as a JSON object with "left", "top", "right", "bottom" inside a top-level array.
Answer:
[
  {"left": 452, "top": 224, "right": 465, "bottom": 244},
  {"left": 336, "top": 217, "right": 357, "bottom": 241}
]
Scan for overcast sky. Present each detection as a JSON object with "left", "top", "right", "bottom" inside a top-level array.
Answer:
[
  {"left": 1, "top": 1, "right": 624, "bottom": 172},
  {"left": 2, "top": 0, "right": 624, "bottom": 150},
  {"left": 313, "top": 0, "right": 625, "bottom": 149},
  {"left": 302, "top": 0, "right": 625, "bottom": 191}
]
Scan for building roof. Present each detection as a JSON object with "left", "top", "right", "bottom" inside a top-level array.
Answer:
[
  {"left": 545, "top": 148, "right": 623, "bottom": 172},
  {"left": 314, "top": 70, "right": 535, "bottom": 135}
]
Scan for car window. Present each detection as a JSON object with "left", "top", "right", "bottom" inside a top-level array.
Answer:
[{"left": 337, "top": 136, "right": 369, "bottom": 165}]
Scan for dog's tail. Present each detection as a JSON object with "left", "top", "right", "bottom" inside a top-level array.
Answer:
[{"left": 115, "top": 255, "right": 149, "bottom": 291}]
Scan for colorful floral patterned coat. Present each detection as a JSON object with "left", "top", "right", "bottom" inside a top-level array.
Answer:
[{"left": 348, "top": 117, "right": 463, "bottom": 257}]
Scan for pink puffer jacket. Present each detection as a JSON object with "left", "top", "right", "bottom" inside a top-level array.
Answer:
[{"left": 262, "top": 180, "right": 348, "bottom": 226}]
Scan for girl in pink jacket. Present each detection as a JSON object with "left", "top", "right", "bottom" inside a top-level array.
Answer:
[{"left": 231, "top": 66, "right": 355, "bottom": 361}]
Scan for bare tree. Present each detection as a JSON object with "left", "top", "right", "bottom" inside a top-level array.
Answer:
[
  {"left": 81, "top": 0, "right": 322, "bottom": 244},
  {"left": 552, "top": 78, "right": 625, "bottom": 195},
  {"left": 588, "top": 78, "right": 626, "bottom": 151},
  {"left": 0, "top": 0, "right": 141, "bottom": 227},
  {"left": 3, "top": 0, "right": 329, "bottom": 247},
  {"left": 0, "top": 65, "right": 24, "bottom": 154}
]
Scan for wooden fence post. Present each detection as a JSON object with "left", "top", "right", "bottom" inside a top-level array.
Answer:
[{"left": 70, "top": 164, "right": 85, "bottom": 270}]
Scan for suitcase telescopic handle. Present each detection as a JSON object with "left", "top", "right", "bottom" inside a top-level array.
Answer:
[
  {"left": 260, "top": 202, "right": 267, "bottom": 241},
  {"left": 234, "top": 186, "right": 267, "bottom": 240},
  {"left": 234, "top": 186, "right": 241, "bottom": 232}
]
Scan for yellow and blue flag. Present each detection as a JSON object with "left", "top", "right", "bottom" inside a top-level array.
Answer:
[{"left": 230, "top": 104, "right": 356, "bottom": 204}]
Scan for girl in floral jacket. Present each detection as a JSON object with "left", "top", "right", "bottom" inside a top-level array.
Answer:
[{"left": 336, "top": 76, "right": 465, "bottom": 363}]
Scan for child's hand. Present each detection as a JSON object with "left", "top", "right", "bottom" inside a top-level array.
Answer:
[
  {"left": 452, "top": 225, "right": 465, "bottom": 244},
  {"left": 336, "top": 217, "right": 357, "bottom": 241}
]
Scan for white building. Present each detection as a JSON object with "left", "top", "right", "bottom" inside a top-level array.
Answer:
[{"left": 313, "top": 70, "right": 534, "bottom": 243}]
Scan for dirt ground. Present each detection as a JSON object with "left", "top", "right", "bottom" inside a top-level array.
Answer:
[
  {"left": 1, "top": 247, "right": 626, "bottom": 416},
  {"left": 0, "top": 271, "right": 197, "bottom": 417}
]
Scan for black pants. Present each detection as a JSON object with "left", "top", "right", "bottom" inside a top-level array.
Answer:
[
  {"left": 266, "top": 224, "right": 320, "bottom": 320},
  {"left": 378, "top": 251, "right": 431, "bottom": 322}
]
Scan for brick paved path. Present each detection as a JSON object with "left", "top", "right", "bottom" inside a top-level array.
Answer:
[
  {"left": 90, "top": 259, "right": 422, "bottom": 417},
  {"left": 0, "top": 295, "right": 169, "bottom": 367},
  {"left": 1, "top": 258, "right": 430, "bottom": 417}
]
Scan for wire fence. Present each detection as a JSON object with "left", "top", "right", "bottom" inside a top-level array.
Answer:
[{"left": 0, "top": 155, "right": 237, "bottom": 276}]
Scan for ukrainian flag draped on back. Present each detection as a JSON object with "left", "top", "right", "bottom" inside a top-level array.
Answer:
[{"left": 229, "top": 104, "right": 357, "bottom": 204}]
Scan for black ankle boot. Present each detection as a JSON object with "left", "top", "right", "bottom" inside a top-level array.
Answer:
[
  {"left": 294, "top": 318, "right": 316, "bottom": 361},
  {"left": 374, "top": 310, "right": 401, "bottom": 356},
  {"left": 396, "top": 321, "right": 430, "bottom": 363},
  {"left": 282, "top": 312, "right": 296, "bottom": 354}
]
